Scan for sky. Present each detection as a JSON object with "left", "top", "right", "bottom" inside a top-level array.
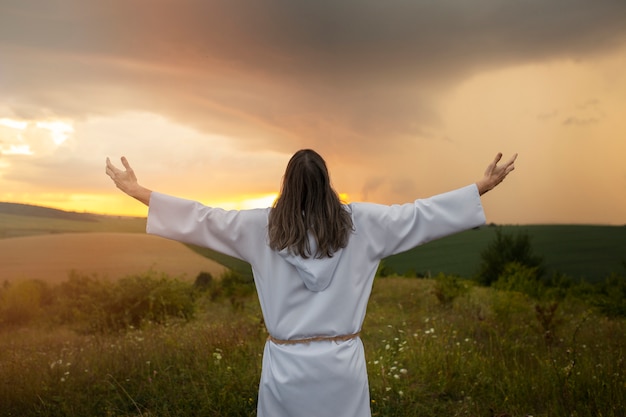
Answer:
[{"left": 1, "top": 0, "right": 625, "bottom": 224}]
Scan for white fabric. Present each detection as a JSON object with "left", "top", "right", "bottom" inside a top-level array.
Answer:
[{"left": 146, "top": 184, "right": 486, "bottom": 417}]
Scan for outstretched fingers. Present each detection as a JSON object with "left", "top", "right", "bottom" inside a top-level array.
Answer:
[
  {"left": 485, "top": 152, "right": 502, "bottom": 176},
  {"left": 105, "top": 157, "right": 117, "bottom": 178},
  {"left": 478, "top": 152, "right": 518, "bottom": 195},
  {"left": 502, "top": 153, "right": 518, "bottom": 175},
  {"left": 105, "top": 157, "right": 133, "bottom": 177},
  {"left": 121, "top": 156, "right": 132, "bottom": 171}
]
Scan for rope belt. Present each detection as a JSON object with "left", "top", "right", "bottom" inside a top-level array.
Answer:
[{"left": 267, "top": 331, "right": 361, "bottom": 346}]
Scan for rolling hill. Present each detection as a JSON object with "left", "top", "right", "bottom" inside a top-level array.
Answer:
[
  {"left": 0, "top": 202, "right": 224, "bottom": 282},
  {"left": 1, "top": 202, "right": 624, "bottom": 282},
  {"left": 0, "top": 202, "right": 99, "bottom": 222},
  {"left": 0, "top": 203, "right": 146, "bottom": 238},
  {"left": 384, "top": 224, "right": 626, "bottom": 282},
  {"left": 0, "top": 232, "right": 226, "bottom": 283}
]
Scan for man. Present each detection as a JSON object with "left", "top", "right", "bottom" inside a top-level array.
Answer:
[{"left": 106, "top": 149, "right": 516, "bottom": 416}]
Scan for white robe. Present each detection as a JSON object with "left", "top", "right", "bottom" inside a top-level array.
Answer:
[{"left": 146, "top": 184, "right": 486, "bottom": 417}]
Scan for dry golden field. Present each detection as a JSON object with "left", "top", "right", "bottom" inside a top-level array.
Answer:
[{"left": 0, "top": 232, "right": 226, "bottom": 283}]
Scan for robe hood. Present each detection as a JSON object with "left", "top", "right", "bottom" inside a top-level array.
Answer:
[{"left": 278, "top": 234, "right": 342, "bottom": 292}]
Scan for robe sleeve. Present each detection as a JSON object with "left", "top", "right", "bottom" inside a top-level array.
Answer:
[
  {"left": 146, "top": 192, "right": 268, "bottom": 262},
  {"left": 353, "top": 183, "right": 486, "bottom": 259}
]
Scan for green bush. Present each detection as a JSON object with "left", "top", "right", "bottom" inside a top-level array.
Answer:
[
  {"left": 493, "top": 262, "right": 545, "bottom": 299},
  {"left": 376, "top": 260, "right": 396, "bottom": 278},
  {"left": 476, "top": 228, "right": 544, "bottom": 286},
  {"left": 0, "top": 279, "right": 50, "bottom": 327},
  {"left": 52, "top": 272, "right": 196, "bottom": 333},
  {"left": 432, "top": 273, "right": 469, "bottom": 307},
  {"left": 591, "top": 273, "right": 626, "bottom": 318},
  {"left": 52, "top": 272, "right": 113, "bottom": 332},
  {"left": 218, "top": 270, "right": 256, "bottom": 311},
  {"left": 194, "top": 271, "right": 214, "bottom": 291},
  {"left": 105, "top": 272, "right": 196, "bottom": 331}
]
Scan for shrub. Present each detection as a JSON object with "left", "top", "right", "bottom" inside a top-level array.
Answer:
[
  {"left": 488, "top": 287, "right": 534, "bottom": 332},
  {"left": 52, "top": 272, "right": 196, "bottom": 333},
  {"left": 0, "top": 280, "right": 50, "bottom": 327},
  {"left": 376, "top": 260, "right": 395, "bottom": 278},
  {"left": 218, "top": 270, "right": 256, "bottom": 311},
  {"left": 432, "top": 273, "right": 469, "bottom": 307},
  {"left": 476, "top": 228, "right": 544, "bottom": 286},
  {"left": 106, "top": 272, "right": 196, "bottom": 330},
  {"left": 194, "top": 271, "right": 214, "bottom": 291},
  {"left": 591, "top": 273, "right": 626, "bottom": 318},
  {"left": 493, "top": 262, "right": 545, "bottom": 299},
  {"left": 52, "top": 272, "right": 113, "bottom": 332}
]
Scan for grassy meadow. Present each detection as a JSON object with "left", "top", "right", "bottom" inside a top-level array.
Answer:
[
  {"left": 1, "top": 275, "right": 624, "bottom": 416},
  {"left": 1, "top": 203, "right": 625, "bottom": 416}
]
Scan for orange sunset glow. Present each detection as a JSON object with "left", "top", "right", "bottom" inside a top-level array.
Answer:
[{"left": 1, "top": 1, "right": 626, "bottom": 224}]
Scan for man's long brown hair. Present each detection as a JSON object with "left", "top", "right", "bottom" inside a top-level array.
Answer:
[{"left": 268, "top": 149, "right": 353, "bottom": 258}]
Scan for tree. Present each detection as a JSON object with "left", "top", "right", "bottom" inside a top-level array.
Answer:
[
  {"left": 194, "top": 271, "right": 214, "bottom": 291},
  {"left": 476, "top": 228, "right": 544, "bottom": 286}
]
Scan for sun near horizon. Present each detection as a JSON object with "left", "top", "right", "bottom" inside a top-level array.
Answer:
[
  {"left": 1, "top": 190, "right": 355, "bottom": 218},
  {"left": 0, "top": 193, "right": 282, "bottom": 218}
]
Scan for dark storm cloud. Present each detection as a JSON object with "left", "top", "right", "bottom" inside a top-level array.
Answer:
[{"left": 1, "top": 0, "right": 626, "bottom": 157}]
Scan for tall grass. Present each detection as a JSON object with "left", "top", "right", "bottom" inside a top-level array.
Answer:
[
  {"left": 365, "top": 278, "right": 625, "bottom": 416},
  {"left": 1, "top": 275, "right": 624, "bottom": 416},
  {"left": 1, "top": 303, "right": 264, "bottom": 417}
]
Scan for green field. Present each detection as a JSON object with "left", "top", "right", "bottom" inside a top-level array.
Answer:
[
  {"left": 385, "top": 224, "right": 626, "bottom": 282},
  {"left": 1, "top": 202, "right": 624, "bottom": 282}
]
